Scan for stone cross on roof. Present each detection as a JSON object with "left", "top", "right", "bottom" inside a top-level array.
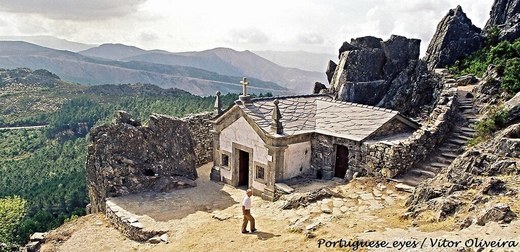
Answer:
[
  {"left": 241, "top": 77, "right": 249, "bottom": 97},
  {"left": 239, "top": 77, "right": 251, "bottom": 104}
]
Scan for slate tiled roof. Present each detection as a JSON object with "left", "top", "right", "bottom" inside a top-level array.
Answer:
[{"left": 238, "top": 94, "right": 406, "bottom": 141}]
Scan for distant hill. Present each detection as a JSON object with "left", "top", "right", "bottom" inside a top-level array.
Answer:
[
  {"left": 253, "top": 50, "right": 335, "bottom": 72},
  {"left": 0, "top": 35, "right": 95, "bottom": 52},
  {"left": 0, "top": 41, "right": 288, "bottom": 96},
  {"left": 80, "top": 43, "right": 148, "bottom": 60},
  {"left": 81, "top": 45, "right": 327, "bottom": 91}
]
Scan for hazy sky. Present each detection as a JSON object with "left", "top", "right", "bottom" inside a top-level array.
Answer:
[{"left": 0, "top": 0, "right": 494, "bottom": 55}]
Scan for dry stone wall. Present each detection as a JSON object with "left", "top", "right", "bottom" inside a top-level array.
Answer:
[
  {"left": 105, "top": 200, "right": 167, "bottom": 242},
  {"left": 364, "top": 71, "right": 459, "bottom": 178},
  {"left": 183, "top": 112, "right": 215, "bottom": 166}
]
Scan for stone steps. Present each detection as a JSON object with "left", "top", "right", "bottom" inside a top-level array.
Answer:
[
  {"left": 392, "top": 87, "right": 477, "bottom": 188},
  {"left": 458, "top": 127, "right": 475, "bottom": 132},
  {"left": 439, "top": 147, "right": 462, "bottom": 154},
  {"left": 449, "top": 138, "right": 468, "bottom": 145},
  {"left": 456, "top": 130, "right": 476, "bottom": 138},
  {"left": 409, "top": 168, "right": 436, "bottom": 178},
  {"left": 453, "top": 133, "right": 473, "bottom": 141},
  {"left": 441, "top": 152, "right": 458, "bottom": 159},
  {"left": 421, "top": 165, "right": 442, "bottom": 173},
  {"left": 430, "top": 162, "right": 449, "bottom": 168}
]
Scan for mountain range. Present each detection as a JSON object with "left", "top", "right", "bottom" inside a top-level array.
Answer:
[{"left": 0, "top": 38, "right": 327, "bottom": 96}]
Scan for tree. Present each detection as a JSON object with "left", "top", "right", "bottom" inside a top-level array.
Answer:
[{"left": 0, "top": 196, "right": 27, "bottom": 244}]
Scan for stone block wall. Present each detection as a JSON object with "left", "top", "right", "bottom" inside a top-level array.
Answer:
[
  {"left": 310, "top": 134, "right": 364, "bottom": 180},
  {"left": 183, "top": 112, "right": 215, "bottom": 166},
  {"left": 364, "top": 82, "right": 459, "bottom": 178},
  {"left": 105, "top": 200, "right": 167, "bottom": 242}
]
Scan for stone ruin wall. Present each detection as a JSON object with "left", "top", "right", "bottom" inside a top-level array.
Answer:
[
  {"left": 86, "top": 111, "right": 215, "bottom": 213},
  {"left": 184, "top": 112, "right": 214, "bottom": 167},
  {"left": 364, "top": 76, "right": 459, "bottom": 178}
]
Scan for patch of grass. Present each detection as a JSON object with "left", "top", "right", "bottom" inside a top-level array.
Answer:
[
  {"left": 449, "top": 37, "right": 520, "bottom": 94},
  {"left": 468, "top": 106, "right": 509, "bottom": 146}
]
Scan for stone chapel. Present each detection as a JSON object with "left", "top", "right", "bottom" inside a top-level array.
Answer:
[{"left": 210, "top": 78, "right": 419, "bottom": 200}]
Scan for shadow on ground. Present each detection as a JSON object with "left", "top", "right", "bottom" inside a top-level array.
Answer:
[
  {"left": 250, "top": 231, "right": 281, "bottom": 240},
  {"left": 110, "top": 163, "right": 238, "bottom": 221}
]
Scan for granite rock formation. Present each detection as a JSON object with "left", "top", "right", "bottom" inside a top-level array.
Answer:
[
  {"left": 424, "top": 5, "right": 484, "bottom": 70},
  {"left": 325, "top": 60, "right": 337, "bottom": 84},
  {"left": 485, "top": 0, "right": 520, "bottom": 41},
  {"left": 406, "top": 122, "right": 519, "bottom": 226},
  {"left": 86, "top": 111, "right": 199, "bottom": 213},
  {"left": 329, "top": 35, "right": 438, "bottom": 116}
]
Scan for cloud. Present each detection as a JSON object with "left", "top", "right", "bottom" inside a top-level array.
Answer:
[
  {"left": 228, "top": 28, "right": 269, "bottom": 44},
  {"left": 0, "top": 0, "right": 146, "bottom": 20},
  {"left": 297, "top": 32, "right": 324, "bottom": 45},
  {"left": 139, "top": 32, "right": 158, "bottom": 42}
]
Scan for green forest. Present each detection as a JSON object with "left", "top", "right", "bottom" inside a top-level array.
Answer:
[{"left": 0, "top": 68, "right": 251, "bottom": 246}]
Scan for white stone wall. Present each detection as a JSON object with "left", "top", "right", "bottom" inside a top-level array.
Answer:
[
  {"left": 283, "top": 141, "right": 312, "bottom": 180},
  {"left": 219, "top": 116, "right": 269, "bottom": 186},
  {"left": 253, "top": 180, "right": 266, "bottom": 192}
]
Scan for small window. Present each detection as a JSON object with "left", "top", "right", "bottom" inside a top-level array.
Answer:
[
  {"left": 256, "top": 166, "right": 265, "bottom": 180},
  {"left": 221, "top": 154, "right": 229, "bottom": 167}
]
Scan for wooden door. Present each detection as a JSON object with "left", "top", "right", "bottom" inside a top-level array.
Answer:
[
  {"left": 335, "top": 145, "right": 349, "bottom": 178},
  {"left": 238, "top": 150, "right": 249, "bottom": 186}
]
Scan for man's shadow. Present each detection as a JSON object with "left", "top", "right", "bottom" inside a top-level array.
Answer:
[{"left": 247, "top": 231, "right": 281, "bottom": 241}]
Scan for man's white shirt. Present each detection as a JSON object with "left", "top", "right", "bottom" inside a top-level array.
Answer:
[{"left": 242, "top": 196, "right": 252, "bottom": 210}]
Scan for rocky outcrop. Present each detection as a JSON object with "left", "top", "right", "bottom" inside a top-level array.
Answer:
[
  {"left": 86, "top": 111, "right": 199, "bottom": 213},
  {"left": 476, "top": 204, "right": 517, "bottom": 226},
  {"left": 424, "top": 6, "right": 484, "bottom": 70},
  {"left": 485, "top": 0, "right": 520, "bottom": 41},
  {"left": 505, "top": 92, "right": 520, "bottom": 123},
  {"left": 405, "top": 122, "right": 520, "bottom": 226},
  {"left": 329, "top": 35, "right": 436, "bottom": 116},
  {"left": 325, "top": 60, "right": 337, "bottom": 84},
  {"left": 312, "top": 82, "right": 327, "bottom": 94}
]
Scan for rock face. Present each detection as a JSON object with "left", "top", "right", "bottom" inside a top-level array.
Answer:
[
  {"left": 485, "top": 0, "right": 520, "bottom": 41},
  {"left": 505, "top": 92, "right": 520, "bottom": 123},
  {"left": 329, "top": 35, "right": 437, "bottom": 116},
  {"left": 424, "top": 6, "right": 484, "bottom": 70},
  {"left": 406, "top": 122, "right": 520, "bottom": 225},
  {"left": 325, "top": 60, "right": 337, "bottom": 84},
  {"left": 86, "top": 112, "right": 200, "bottom": 213},
  {"left": 312, "top": 82, "right": 327, "bottom": 94}
]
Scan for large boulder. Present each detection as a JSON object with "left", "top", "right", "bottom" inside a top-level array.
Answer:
[
  {"left": 476, "top": 204, "right": 517, "bottom": 226},
  {"left": 484, "top": 0, "right": 520, "bottom": 41},
  {"left": 382, "top": 35, "right": 421, "bottom": 80},
  {"left": 325, "top": 60, "right": 337, "bottom": 84},
  {"left": 424, "top": 6, "right": 484, "bottom": 70},
  {"left": 505, "top": 91, "right": 520, "bottom": 123},
  {"left": 350, "top": 36, "right": 383, "bottom": 49},
  {"left": 329, "top": 35, "right": 434, "bottom": 115}
]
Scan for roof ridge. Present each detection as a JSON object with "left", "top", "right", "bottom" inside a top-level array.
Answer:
[
  {"left": 325, "top": 99, "right": 399, "bottom": 114},
  {"left": 248, "top": 93, "right": 332, "bottom": 102}
]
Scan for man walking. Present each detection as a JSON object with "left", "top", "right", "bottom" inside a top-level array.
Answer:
[{"left": 242, "top": 189, "right": 256, "bottom": 233}]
